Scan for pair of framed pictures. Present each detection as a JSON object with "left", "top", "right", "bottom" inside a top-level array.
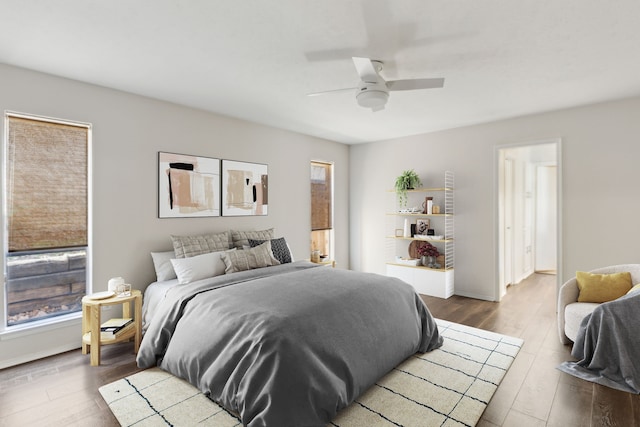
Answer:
[{"left": 158, "top": 152, "right": 268, "bottom": 218}]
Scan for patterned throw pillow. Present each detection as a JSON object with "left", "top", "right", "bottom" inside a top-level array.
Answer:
[
  {"left": 171, "top": 231, "right": 230, "bottom": 258},
  {"left": 230, "top": 228, "right": 274, "bottom": 249},
  {"left": 248, "top": 237, "right": 292, "bottom": 264},
  {"left": 222, "top": 241, "right": 280, "bottom": 273}
]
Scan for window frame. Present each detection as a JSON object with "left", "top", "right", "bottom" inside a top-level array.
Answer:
[
  {"left": 2, "top": 111, "right": 92, "bottom": 333},
  {"left": 310, "top": 160, "right": 334, "bottom": 260}
]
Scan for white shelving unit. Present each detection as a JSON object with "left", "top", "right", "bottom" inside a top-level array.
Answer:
[{"left": 386, "top": 171, "right": 454, "bottom": 298}]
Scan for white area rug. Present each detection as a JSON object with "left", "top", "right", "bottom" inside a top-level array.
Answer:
[{"left": 99, "top": 319, "right": 523, "bottom": 426}]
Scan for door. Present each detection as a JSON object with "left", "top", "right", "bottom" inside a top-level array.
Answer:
[
  {"left": 535, "top": 165, "right": 557, "bottom": 273},
  {"left": 504, "top": 159, "right": 515, "bottom": 287}
]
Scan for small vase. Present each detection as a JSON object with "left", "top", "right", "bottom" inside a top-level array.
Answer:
[{"left": 427, "top": 256, "right": 436, "bottom": 268}]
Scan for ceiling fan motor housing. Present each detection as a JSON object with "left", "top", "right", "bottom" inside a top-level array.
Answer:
[{"left": 356, "top": 82, "right": 389, "bottom": 109}]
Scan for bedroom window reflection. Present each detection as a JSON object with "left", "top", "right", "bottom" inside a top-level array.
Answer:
[
  {"left": 3, "top": 113, "right": 91, "bottom": 328},
  {"left": 310, "top": 161, "right": 333, "bottom": 260}
]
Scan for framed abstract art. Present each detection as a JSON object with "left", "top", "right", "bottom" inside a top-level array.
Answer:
[
  {"left": 158, "top": 152, "right": 221, "bottom": 218},
  {"left": 221, "top": 160, "right": 268, "bottom": 216}
]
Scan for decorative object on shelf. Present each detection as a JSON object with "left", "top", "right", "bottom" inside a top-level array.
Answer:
[
  {"left": 417, "top": 242, "right": 440, "bottom": 268},
  {"left": 88, "top": 291, "right": 115, "bottom": 300},
  {"left": 433, "top": 205, "right": 441, "bottom": 214},
  {"left": 410, "top": 224, "right": 416, "bottom": 237},
  {"left": 403, "top": 218, "right": 411, "bottom": 238},
  {"left": 107, "top": 277, "right": 125, "bottom": 293},
  {"left": 311, "top": 249, "right": 321, "bottom": 263},
  {"left": 408, "top": 240, "right": 419, "bottom": 259},
  {"left": 116, "top": 283, "right": 131, "bottom": 297},
  {"left": 394, "top": 169, "right": 422, "bottom": 207},
  {"left": 414, "top": 234, "right": 444, "bottom": 240},
  {"left": 394, "top": 256, "right": 420, "bottom": 266},
  {"left": 422, "top": 197, "right": 433, "bottom": 214},
  {"left": 398, "top": 206, "right": 422, "bottom": 213},
  {"left": 416, "top": 219, "right": 430, "bottom": 235}
]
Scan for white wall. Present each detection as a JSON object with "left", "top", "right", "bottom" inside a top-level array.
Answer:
[
  {"left": 350, "top": 96, "right": 640, "bottom": 301},
  {"left": 0, "top": 63, "right": 349, "bottom": 368}
]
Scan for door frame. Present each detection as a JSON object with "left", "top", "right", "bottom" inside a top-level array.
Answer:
[{"left": 494, "top": 138, "right": 563, "bottom": 302}]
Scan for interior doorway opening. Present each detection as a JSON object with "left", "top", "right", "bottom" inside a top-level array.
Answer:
[{"left": 497, "top": 140, "right": 561, "bottom": 301}]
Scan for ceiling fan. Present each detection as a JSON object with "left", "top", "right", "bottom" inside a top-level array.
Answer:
[{"left": 308, "top": 57, "right": 445, "bottom": 112}]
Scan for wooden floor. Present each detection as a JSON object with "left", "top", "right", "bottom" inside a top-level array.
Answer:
[
  {"left": 1, "top": 273, "right": 638, "bottom": 426},
  {"left": 422, "top": 273, "right": 640, "bottom": 427}
]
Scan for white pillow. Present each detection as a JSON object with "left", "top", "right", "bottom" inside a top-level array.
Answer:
[
  {"left": 151, "top": 251, "right": 177, "bottom": 281},
  {"left": 170, "top": 250, "right": 228, "bottom": 285}
]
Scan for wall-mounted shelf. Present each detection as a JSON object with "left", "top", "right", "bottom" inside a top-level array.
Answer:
[{"left": 385, "top": 171, "right": 455, "bottom": 298}]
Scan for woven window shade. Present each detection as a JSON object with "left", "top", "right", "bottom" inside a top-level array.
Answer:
[
  {"left": 311, "top": 162, "right": 332, "bottom": 231},
  {"left": 6, "top": 116, "right": 88, "bottom": 252}
]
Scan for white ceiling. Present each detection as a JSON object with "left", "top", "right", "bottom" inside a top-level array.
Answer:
[{"left": 1, "top": 1, "right": 639, "bottom": 144}]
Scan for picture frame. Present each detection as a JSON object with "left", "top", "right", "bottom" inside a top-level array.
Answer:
[
  {"left": 416, "top": 218, "right": 430, "bottom": 235},
  {"left": 221, "top": 159, "right": 268, "bottom": 216},
  {"left": 158, "top": 152, "right": 221, "bottom": 218}
]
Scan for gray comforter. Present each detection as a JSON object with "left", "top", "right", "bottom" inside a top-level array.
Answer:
[
  {"left": 557, "top": 290, "right": 640, "bottom": 394},
  {"left": 137, "top": 261, "right": 443, "bottom": 426}
]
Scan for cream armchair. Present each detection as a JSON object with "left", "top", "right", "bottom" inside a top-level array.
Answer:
[{"left": 558, "top": 264, "right": 640, "bottom": 344}]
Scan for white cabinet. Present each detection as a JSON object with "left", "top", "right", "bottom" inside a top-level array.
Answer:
[
  {"left": 386, "top": 264, "right": 454, "bottom": 299},
  {"left": 385, "top": 171, "right": 454, "bottom": 298}
]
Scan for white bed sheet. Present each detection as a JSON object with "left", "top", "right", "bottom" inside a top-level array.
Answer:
[{"left": 142, "top": 279, "right": 179, "bottom": 333}]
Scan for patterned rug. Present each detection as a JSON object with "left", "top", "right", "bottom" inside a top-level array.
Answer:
[{"left": 99, "top": 319, "right": 523, "bottom": 426}]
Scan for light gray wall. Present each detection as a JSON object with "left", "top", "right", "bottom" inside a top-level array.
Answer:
[
  {"left": 0, "top": 63, "right": 349, "bottom": 368},
  {"left": 350, "top": 96, "right": 640, "bottom": 300}
]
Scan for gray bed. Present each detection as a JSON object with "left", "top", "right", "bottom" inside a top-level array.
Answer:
[{"left": 137, "top": 261, "right": 443, "bottom": 426}]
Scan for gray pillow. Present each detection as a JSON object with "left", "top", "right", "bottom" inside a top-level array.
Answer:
[
  {"left": 230, "top": 228, "right": 274, "bottom": 249},
  {"left": 248, "top": 237, "right": 292, "bottom": 264},
  {"left": 150, "top": 250, "right": 177, "bottom": 281},
  {"left": 221, "top": 241, "right": 280, "bottom": 273},
  {"left": 171, "top": 231, "right": 230, "bottom": 258}
]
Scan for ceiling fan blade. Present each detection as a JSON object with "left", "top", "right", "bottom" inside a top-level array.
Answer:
[
  {"left": 386, "top": 78, "right": 445, "bottom": 91},
  {"left": 352, "top": 57, "right": 381, "bottom": 83},
  {"left": 307, "top": 87, "right": 356, "bottom": 97}
]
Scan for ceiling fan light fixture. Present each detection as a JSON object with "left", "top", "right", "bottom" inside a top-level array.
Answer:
[{"left": 356, "top": 89, "right": 389, "bottom": 109}]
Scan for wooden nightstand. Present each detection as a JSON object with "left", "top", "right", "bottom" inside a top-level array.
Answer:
[
  {"left": 314, "top": 259, "right": 336, "bottom": 268},
  {"left": 81, "top": 289, "right": 142, "bottom": 366}
]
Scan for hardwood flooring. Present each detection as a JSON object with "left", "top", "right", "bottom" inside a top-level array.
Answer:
[
  {"left": 0, "top": 273, "right": 638, "bottom": 426},
  {"left": 0, "top": 341, "right": 140, "bottom": 426},
  {"left": 422, "top": 273, "right": 640, "bottom": 427}
]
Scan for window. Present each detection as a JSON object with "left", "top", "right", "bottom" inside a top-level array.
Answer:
[
  {"left": 310, "top": 161, "right": 333, "bottom": 259},
  {"left": 4, "top": 113, "right": 91, "bottom": 327}
]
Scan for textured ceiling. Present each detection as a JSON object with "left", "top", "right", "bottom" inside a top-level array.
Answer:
[{"left": 1, "top": 1, "right": 639, "bottom": 143}]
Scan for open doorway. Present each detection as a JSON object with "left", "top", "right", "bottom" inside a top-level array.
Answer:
[{"left": 497, "top": 140, "right": 561, "bottom": 301}]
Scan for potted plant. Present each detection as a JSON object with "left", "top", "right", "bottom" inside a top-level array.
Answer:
[
  {"left": 417, "top": 242, "right": 440, "bottom": 268},
  {"left": 395, "top": 169, "right": 422, "bottom": 207}
]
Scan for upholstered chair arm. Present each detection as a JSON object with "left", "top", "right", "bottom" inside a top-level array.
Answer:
[{"left": 557, "top": 278, "right": 579, "bottom": 344}]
